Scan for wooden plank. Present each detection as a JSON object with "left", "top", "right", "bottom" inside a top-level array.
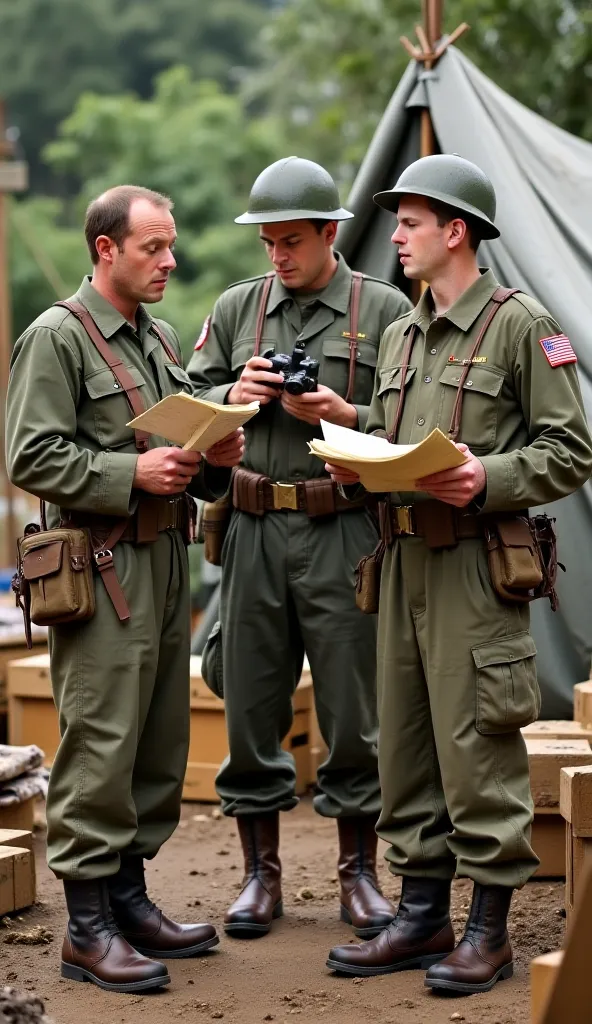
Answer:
[
  {"left": 12, "top": 848, "right": 35, "bottom": 909},
  {"left": 526, "top": 739, "right": 592, "bottom": 807},
  {"left": 0, "top": 828, "right": 33, "bottom": 852},
  {"left": 565, "top": 833, "right": 592, "bottom": 922},
  {"left": 531, "top": 951, "right": 564, "bottom": 1024},
  {"left": 0, "top": 798, "right": 36, "bottom": 832},
  {"left": 560, "top": 765, "right": 592, "bottom": 835},
  {"left": 0, "top": 847, "right": 15, "bottom": 915},
  {"left": 573, "top": 681, "right": 592, "bottom": 728},
  {"left": 541, "top": 862, "right": 592, "bottom": 1022},
  {"left": 522, "top": 720, "right": 592, "bottom": 743}
]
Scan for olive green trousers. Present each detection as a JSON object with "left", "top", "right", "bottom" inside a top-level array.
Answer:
[
  {"left": 47, "top": 531, "right": 190, "bottom": 879},
  {"left": 376, "top": 536, "right": 540, "bottom": 888},
  {"left": 216, "top": 508, "right": 381, "bottom": 819}
]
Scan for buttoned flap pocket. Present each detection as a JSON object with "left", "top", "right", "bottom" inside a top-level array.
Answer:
[
  {"left": 472, "top": 631, "right": 540, "bottom": 735},
  {"left": 377, "top": 365, "right": 417, "bottom": 396},
  {"left": 438, "top": 364, "right": 504, "bottom": 397},
  {"left": 322, "top": 338, "right": 377, "bottom": 368},
  {"left": 84, "top": 365, "right": 146, "bottom": 399},
  {"left": 164, "top": 362, "right": 192, "bottom": 393},
  {"left": 22, "top": 539, "right": 64, "bottom": 581},
  {"left": 231, "top": 338, "right": 260, "bottom": 373}
]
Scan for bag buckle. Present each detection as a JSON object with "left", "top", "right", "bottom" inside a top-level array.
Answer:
[
  {"left": 394, "top": 505, "right": 415, "bottom": 535},
  {"left": 271, "top": 482, "right": 299, "bottom": 511},
  {"left": 94, "top": 548, "right": 114, "bottom": 571}
]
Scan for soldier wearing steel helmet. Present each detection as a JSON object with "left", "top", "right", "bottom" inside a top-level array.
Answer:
[
  {"left": 187, "top": 156, "right": 411, "bottom": 940},
  {"left": 326, "top": 155, "right": 592, "bottom": 992}
]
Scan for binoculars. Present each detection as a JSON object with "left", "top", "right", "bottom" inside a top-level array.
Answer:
[{"left": 263, "top": 342, "right": 319, "bottom": 395}]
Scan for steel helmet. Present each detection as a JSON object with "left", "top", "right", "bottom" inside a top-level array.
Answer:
[
  {"left": 235, "top": 156, "right": 353, "bottom": 224},
  {"left": 373, "top": 154, "right": 500, "bottom": 239}
]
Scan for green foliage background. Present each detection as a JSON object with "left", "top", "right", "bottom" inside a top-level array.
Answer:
[{"left": 2, "top": 0, "right": 590, "bottom": 358}]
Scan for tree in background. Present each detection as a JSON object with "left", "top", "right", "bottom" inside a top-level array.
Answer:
[
  {"left": 0, "top": 0, "right": 273, "bottom": 191},
  {"left": 251, "top": 0, "right": 592, "bottom": 176},
  {"left": 11, "top": 68, "right": 286, "bottom": 353}
]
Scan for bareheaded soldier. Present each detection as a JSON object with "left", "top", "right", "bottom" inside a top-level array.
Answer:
[
  {"left": 326, "top": 155, "right": 592, "bottom": 993},
  {"left": 7, "top": 186, "right": 244, "bottom": 992},
  {"left": 187, "top": 157, "right": 412, "bottom": 940}
]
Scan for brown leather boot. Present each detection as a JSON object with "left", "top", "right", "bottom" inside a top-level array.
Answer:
[
  {"left": 425, "top": 883, "right": 514, "bottom": 994},
  {"left": 337, "top": 817, "right": 396, "bottom": 938},
  {"left": 224, "top": 813, "right": 282, "bottom": 937},
  {"left": 108, "top": 855, "right": 219, "bottom": 958},
  {"left": 61, "top": 879, "right": 170, "bottom": 992},
  {"left": 327, "top": 877, "right": 454, "bottom": 976}
]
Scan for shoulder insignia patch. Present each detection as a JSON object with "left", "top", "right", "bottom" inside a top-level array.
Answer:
[
  {"left": 539, "top": 334, "right": 577, "bottom": 367},
  {"left": 194, "top": 315, "right": 211, "bottom": 351}
]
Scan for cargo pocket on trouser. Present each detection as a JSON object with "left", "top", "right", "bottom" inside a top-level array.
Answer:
[{"left": 472, "top": 631, "right": 540, "bottom": 735}]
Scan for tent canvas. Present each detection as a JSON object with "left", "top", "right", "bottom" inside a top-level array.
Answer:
[{"left": 337, "top": 46, "right": 592, "bottom": 717}]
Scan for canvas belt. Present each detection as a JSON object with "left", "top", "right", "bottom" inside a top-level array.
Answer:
[
  {"left": 380, "top": 500, "right": 525, "bottom": 550},
  {"left": 232, "top": 467, "right": 366, "bottom": 517}
]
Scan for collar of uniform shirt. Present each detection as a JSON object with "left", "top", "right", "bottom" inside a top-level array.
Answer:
[
  {"left": 404, "top": 267, "right": 501, "bottom": 336},
  {"left": 265, "top": 251, "right": 352, "bottom": 316},
  {"left": 78, "top": 275, "right": 154, "bottom": 341}
]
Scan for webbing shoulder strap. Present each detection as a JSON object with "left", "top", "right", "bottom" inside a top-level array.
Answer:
[
  {"left": 344, "top": 271, "right": 364, "bottom": 404},
  {"left": 150, "top": 321, "right": 181, "bottom": 366},
  {"left": 447, "top": 287, "right": 520, "bottom": 440},
  {"left": 387, "top": 325, "right": 419, "bottom": 443},
  {"left": 54, "top": 300, "right": 149, "bottom": 453},
  {"left": 253, "top": 272, "right": 276, "bottom": 357}
]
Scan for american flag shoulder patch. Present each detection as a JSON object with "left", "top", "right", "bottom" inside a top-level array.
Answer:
[
  {"left": 539, "top": 334, "right": 577, "bottom": 367},
  {"left": 194, "top": 315, "right": 211, "bottom": 351}
]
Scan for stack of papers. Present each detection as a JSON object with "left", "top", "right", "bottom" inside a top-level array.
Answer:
[
  {"left": 309, "top": 421, "right": 467, "bottom": 492},
  {"left": 128, "top": 393, "right": 260, "bottom": 452}
]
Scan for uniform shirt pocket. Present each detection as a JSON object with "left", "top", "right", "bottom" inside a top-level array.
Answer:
[
  {"left": 231, "top": 338, "right": 258, "bottom": 375},
  {"left": 472, "top": 630, "right": 540, "bottom": 735},
  {"left": 84, "top": 366, "right": 147, "bottom": 448},
  {"left": 438, "top": 364, "right": 504, "bottom": 450},
  {"left": 164, "top": 362, "right": 193, "bottom": 394},
  {"left": 321, "top": 338, "right": 377, "bottom": 404}
]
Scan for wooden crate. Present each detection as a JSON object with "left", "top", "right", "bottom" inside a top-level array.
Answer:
[
  {"left": 184, "top": 655, "right": 313, "bottom": 802},
  {"left": 0, "top": 827, "right": 35, "bottom": 914},
  {"left": 7, "top": 654, "right": 58, "bottom": 764},
  {"left": 573, "top": 681, "right": 592, "bottom": 730},
  {"left": 522, "top": 720, "right": 592, "bottom": 743},
  {"left": 0, "top": 797, "right": 36, "bottom": 833},
  {"left": 531, "top": 950, "right": 564, "bottom": 1024},
  {"left": 526, "top": 738, "right": 592, "bottom": 878},
  {"left": 560, "top": 765, "right": 592, "bottom": 923},
  {"left": 7, "top": 653, "right": 314, "bottom": 804}
]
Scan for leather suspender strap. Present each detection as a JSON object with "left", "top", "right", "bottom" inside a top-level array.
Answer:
[
  {"left": 344, "top": 271, "right": 364, "bottom": 404},
  {"left": 253, "top": 272, "right": 276, "bottom": 357},
  {"left": 387, "top": 325, "right": 419, "bottom": 443},
  {"left": 54, "top": 300, "right": 150, "bottom": 453},
  {"left": 447, "top": 287, "right": 520, "bottom": 441},
  {"left": 150, "top": 322, "right": 181, "bottom": 366}
]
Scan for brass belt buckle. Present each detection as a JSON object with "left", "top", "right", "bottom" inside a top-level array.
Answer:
[
  {"left": 395, "top": 505, "right": 415, "bottom": 535},
  {"left": 271, "top": 482, "right": 299, "bottom": 511}
]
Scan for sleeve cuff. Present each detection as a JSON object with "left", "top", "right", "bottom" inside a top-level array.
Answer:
[
  {"left": 478, "top": 454, "right": 513, "bottom": 513},
  {"left": 205, "top": 382, "right": 236, "bottom": 406},
  {"left": 353, "top": 404, "right": 368, "bottom": 432},
  {"left": 98, "top": 453, "right": 138, "bottom": 516}
]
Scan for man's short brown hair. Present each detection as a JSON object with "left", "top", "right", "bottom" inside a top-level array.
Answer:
[
  {"left": 426, "top": 198, "right": 482, "bottom": 252},
  {"left": 84, "top": 185, "right": 173, "bottom": 264}
]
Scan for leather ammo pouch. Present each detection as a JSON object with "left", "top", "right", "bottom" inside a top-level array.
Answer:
[
  {"left": 485, "top": 517, "right": 543, "bottom": 604},
  {"left": 199, "top": 496, "right": 232, "bottom": 566},
  {"left": 14, "top": 523, "right": 95, "bottom": 642},
  {"left": 232, "top": 467, "right": 268, "bottom": 516},
  {"left": 354, "top": 540, "right": 385, "bottom": 615}
]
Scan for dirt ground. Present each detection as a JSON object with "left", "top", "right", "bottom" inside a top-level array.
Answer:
[{"left": 0, "top": 798, "right": 565, "bottom": 1024}]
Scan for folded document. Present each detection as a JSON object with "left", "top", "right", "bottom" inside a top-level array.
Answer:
[
  {"left": 308, "top": 421, "right": 467, "bottom": 492},
  {"left": 128, "top": 393, "right": 259, "bottom": 452}
]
